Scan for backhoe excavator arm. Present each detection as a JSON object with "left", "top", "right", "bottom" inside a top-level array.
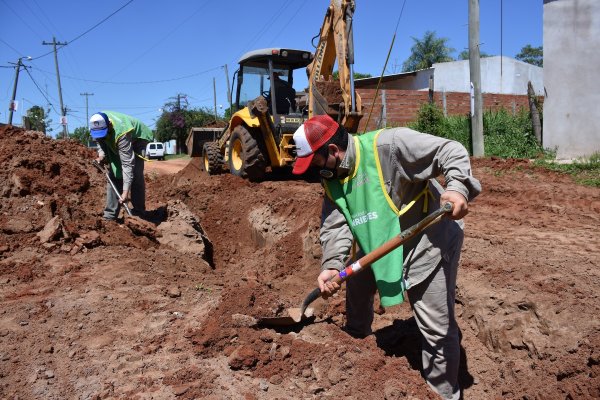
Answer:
[{"left": 307, "top": 0, "right": 362, "bottom": 132}]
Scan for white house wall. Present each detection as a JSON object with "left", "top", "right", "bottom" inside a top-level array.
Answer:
[
  {"left": 544, "top": 0, "right": 600, "bottom": 159},
  {"left": 431, "top": 57, "right": 543, "bottom": 95}
]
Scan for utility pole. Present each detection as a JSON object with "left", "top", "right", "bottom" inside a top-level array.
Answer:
[
  {"left": 223, "top": 64, "right": 232, "bottom": 111},
  {"left": 80, "top": 92, "right": 94, "bottom": 129},
  {"left": 213, "top": 77, "right": 218, "bottom": 123},
  {"left": 8, "top": 56, "right": 31, "bottom": 125},
  {"left": 468, "top": 0, "right": 484, "bottom": 156},
  {"left": 500, "top": 0, "right": 503, "bottom": 80},
  {"left": 42, "top": 36, "right": 68, "bottom": 138},
  {"left": 174, "top": 93, "right": 186, "bottom": 154}
]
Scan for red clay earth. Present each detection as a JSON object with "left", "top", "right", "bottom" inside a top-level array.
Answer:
[{"left": 0, "top": 125, "right": 599, "bottom": 399}]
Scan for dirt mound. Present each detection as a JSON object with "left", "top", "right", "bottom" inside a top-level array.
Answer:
[
  {"left": 0, "top": 126, "right": 93, "bottom": 198},
  {"left": 0, "top": 126, "right": 158, "bottom": 254}
]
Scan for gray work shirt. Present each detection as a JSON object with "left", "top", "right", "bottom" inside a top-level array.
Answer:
[
  {"left": 97, "top": 133, "right": 136, "bottom": 192},
  {"left": 320, "top": 127, "right": 482, "bottom": 288}
]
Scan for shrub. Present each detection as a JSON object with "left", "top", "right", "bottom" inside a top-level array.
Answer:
[
  {"left": 408, "top": 103, "right": 544, "bottom": 158},
  {"left": 408, "top": 103, "right": 445, "bottom": 136}
]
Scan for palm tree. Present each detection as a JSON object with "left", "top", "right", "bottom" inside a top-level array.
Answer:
[{"left": 402, "top": 31, "right": 455, "bottom": 72}]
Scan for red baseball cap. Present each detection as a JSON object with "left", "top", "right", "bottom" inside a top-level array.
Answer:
[{"left": 292, "top": 114, "right": 339, "bottom": 175}]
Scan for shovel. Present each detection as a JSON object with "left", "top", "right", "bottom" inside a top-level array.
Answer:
[
  {"left": 258, "top": 202, "right": 454, "bottom": 327},
  {"left": 92, "top": 160, "right": 132, "bottom": 217}
]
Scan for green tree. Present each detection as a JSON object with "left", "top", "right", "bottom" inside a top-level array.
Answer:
[
  {"left": 70, "top": 126, "right": 91, "bottom": 145},
  {"left": 332, "top": 71, "right": 373, "bottom": 80},
  {"left": 515, "top": 45, "right": 543, "bottom": 67},
  {"left": 458, "top": 50, "right": 492, "bottom": 60},
  {"left": 26, "top": 105, "right": 52, "bottom": 134},
  {"left": 402, "top": 31, "right": 455, "bottom": 72}
]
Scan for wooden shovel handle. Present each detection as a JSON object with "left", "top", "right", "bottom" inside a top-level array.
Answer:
[
  {"left": 300, "top": 203, "right": 453, "bottom": 314},
  {"left": 330, "top": 202, "right": 453, "bottom": 286}
]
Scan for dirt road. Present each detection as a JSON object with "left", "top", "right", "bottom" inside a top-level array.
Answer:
[
  {"left": 145, "top": 157, "right": 191, "bottom": 176},
  {"left": 1, "top": 126, "right": 599, "bottom": 399}
]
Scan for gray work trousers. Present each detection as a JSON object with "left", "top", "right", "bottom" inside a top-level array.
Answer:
[
  {"left": 104, "top": 142, "right": 146, "bottom": 220},
  {"left": 345, "top": 235, "right": 463, "bottom": 400}
]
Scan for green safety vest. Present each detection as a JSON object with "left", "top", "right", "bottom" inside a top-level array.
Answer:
[
  {"left": 102, "top": 111, "right": 154, "bottom": 178},
  {"left": 324, "top": 130, "right": 405, "bottom": 307}
]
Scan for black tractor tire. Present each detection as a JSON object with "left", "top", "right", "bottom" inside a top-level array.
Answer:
[
  {"left": 202, "top": 142, "right": 223, "bottom": 175},
  {"left": 228, "top": 125, "right": 266, "bottom": 182}
]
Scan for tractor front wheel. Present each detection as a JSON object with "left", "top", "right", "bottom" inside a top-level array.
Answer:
[{"left": 228, "top": 125, "right": 266, "bottom": 182}]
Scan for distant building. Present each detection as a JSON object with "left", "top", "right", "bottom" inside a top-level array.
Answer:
[
  {"left": 354, "top": 57, "right": 542, "bottom": 132},
  {"left": 544, "top": 0, "right": 600, "bottom": 159},
  {"left": 355, "top": 56, "right": 543, "bottom": 96}
]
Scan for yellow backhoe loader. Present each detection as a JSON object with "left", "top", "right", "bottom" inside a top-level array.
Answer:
[{"left": 202, "top": 0, "right": 362, "bottom": 181}]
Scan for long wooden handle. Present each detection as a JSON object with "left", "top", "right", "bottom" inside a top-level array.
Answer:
[
  {"left": 331, "top": 202, "right": 453, "bottom": 285},
  {"left": 300, "top": 202, "right": 454, "bottom": 314}
]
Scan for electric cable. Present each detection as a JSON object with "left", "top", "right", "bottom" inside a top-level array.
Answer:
[
  {"left": 68, "top": 0, "right": 133, "bottom": 46},
  {"left": 29, "top": 65, "right": 221, "bottom": 85},
  {"left": 1, "top": 0, "right": 44, "bottom": 40},
  {"left": 29, "top": 0, "right": 134, "bottom": 61},
  {"left": 0, "top": 38, "right": 24, "bottom": 57},
  {"left": 23, "top": 67, "right": 60, "bottom": 115},
  {"left": 93, "top": 0, "right": 210, "bottom": 89},
  {"left": 32, "top": 0, "right": 65, "bottom": 38},
  {"left": 363, "top": 0, "right": 408, "bottom": 133},
  {"left": 231, "top": 0, "right": 294, "bottom": 66},
  {"left": 269, "top": 0, "right": 309, "bottom": 47}
]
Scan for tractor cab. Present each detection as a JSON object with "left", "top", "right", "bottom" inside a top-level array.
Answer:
[{"left": 234, "top": 48, "right": 313, "bottom": 125}]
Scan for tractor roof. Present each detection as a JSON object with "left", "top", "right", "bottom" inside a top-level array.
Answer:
[{"left": 238, "top": 48, "right": 314, "bottom": 69}]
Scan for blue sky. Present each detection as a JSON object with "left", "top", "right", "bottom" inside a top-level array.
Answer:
[{"left": 1, "top": 0, "right": 542, "bottom": 136}]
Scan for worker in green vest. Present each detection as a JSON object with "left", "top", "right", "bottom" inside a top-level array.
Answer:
[
  {"left": 292, "top": 114, "right": 481, "bottom": 400},
  {"left": 90, "top": 111, "right": 154, "bottom": 220}
]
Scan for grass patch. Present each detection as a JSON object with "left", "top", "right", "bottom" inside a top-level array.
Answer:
[
  {"left": 407, "top": 103, "right": 599, "bottom": 187},
  {"left": 534, "top": 153, "right": 600, "bottom": 187},
  {"left": 164, "top": 153, "right": 191, "bottom": 160}
]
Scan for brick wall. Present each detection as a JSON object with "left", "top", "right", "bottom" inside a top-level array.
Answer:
[{"left": 356, "top": 89, "right": 541, "bottom": 132}]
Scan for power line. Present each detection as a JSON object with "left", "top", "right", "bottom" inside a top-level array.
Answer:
[
  {"left": 23, "top": 67, "right": 59, "bottom": 115},
  {"left": 70, "top": 105, "right": 157, "bottom": 109},
  {"left": 129, "top": 109, "right": 162, "bottom": 117},
  {"left": 21, "top": 0, "right": 54, "bottom": 38},
  {"left": 93, "top": 0, "right": 210, "bottom": 88},
  {"left": 32, "top": 0, "right": 65, "bottom": 38},
  {"left": 69, "top": 0, "right": 133, "bottom": 46},
  {"left": 1, "top": 0, "right": 44, "bottom": 41},
  {"left": 24, "top": 68, "right": 59, "bottom": 104},
  {"left": 269, "top": 0, "right": 309, "bottom": 47},
  {"left": 30, "top": 65, "right": 221, "bottom": 85},
  {"left": 29, "top": 0, "right": 134, "bottom": 61},
  {"left": 234, "top": 0, "right": 294, "bottom": 64},
  {"left": 0, "top": 37, "right": 24, "bottom": 57},
  {"left": 71, "top": 105, "right": 157, "bottom": 110}
]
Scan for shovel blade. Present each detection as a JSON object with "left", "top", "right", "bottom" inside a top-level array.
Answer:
[{"left": 258, "top": 307, "right": 314, "bottom": 327}]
